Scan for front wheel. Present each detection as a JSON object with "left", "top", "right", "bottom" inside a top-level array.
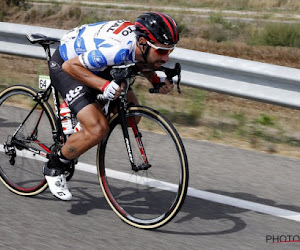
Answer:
[{"left": 97, "top": 106, "right": 189, "bottom": 229}]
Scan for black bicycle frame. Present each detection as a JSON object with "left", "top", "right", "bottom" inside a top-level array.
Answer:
[
  {"left": 41, "top": 43, "right": 67, "bottom": 144},
  {"left": 6, "top": 43, "right": 66, "bottom": 161},
  {"left": 117, "top": 86, "right": 150, "bottom": 172}
]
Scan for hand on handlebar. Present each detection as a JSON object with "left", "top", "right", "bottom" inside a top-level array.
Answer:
[
  {"left": 149, "top": 78, "right": 174, "bottom": 94},
  {"left": 159, "top": 78, "right": 174, "bottom": 94},
  {"left": 149, "top": 63, "right": 181, "bottom": 94},
  {"left": 102, "top": 80, "right": 124, "bottom": 100}
]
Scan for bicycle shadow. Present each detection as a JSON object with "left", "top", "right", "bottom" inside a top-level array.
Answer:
[
  {"left": 157, "top": 190, "right": 300, "bottom": 235},
  {"left": 0, "top": 117, "right": 20, "bottom": 127},
  {"left": 60, "top": 179, "right": 300, "bottom": 236},
  {"left": 67, "top": 182, "right": 112, "bottom": 214}
]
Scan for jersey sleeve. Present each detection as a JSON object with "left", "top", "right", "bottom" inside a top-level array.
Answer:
[
  {"left": 78, "top": 43, "right": 134, "bottom": 71},
  {"left": 78, "top": 50, "right": 108, "bottom": 70}
]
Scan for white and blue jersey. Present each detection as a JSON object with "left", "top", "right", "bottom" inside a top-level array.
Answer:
[{"left": 59, "top": 20, "right": 137, "bottom": 73}]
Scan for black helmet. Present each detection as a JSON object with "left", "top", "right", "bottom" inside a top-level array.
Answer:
[{"left": 135, "top": 12, "right": 179, "bottom": 45}]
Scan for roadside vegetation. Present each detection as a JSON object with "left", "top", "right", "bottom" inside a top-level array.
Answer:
[
  {"left": 1, "top": 0, "right": 300, "bottom": 158},
  {"left": 42, "top": 0, "right": 300, "bottom": 12}
]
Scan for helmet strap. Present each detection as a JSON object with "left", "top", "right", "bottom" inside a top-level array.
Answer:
[
  {"left": 142, "top": 45, "right": 150, "bottom": 64},
  {"left": 138, "top": 40, "right": 151, "bottom": 64}
]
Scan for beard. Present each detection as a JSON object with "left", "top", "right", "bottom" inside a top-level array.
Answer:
[{"left": 147, "top": 60, "right": 166, "bottom": 70}]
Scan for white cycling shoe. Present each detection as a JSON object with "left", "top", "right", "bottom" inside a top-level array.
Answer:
[
  {"left": 45, "top": 174, "right": 72, "bottom": 201},
  {"left": 43, "top": 155, "right": 72, "bottom": 201}
]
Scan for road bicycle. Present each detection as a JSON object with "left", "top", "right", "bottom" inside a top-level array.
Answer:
[{"left": 0, "top": 33, "right": 189, "bottom": 229}]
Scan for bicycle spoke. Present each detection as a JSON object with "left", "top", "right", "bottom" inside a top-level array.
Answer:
[
  {"left": 98, "top": 106, "right": 188, "bottom": 229},
  {"left": 0, "top": 86, "right": 56, "bottom": 195}
]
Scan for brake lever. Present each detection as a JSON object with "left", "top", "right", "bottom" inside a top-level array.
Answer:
[{"left": 157, "top": 63, "right": 181, "bottom": 94}]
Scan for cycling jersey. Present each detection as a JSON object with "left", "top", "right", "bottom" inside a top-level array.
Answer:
[{"left": 59, "top": 20, "right": 137, "bottom": 73}]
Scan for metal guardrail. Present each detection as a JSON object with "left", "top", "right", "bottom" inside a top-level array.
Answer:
[{"left": 1, "top": 22, "right": 300, "bottom": 109}]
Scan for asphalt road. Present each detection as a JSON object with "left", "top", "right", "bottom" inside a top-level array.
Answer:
[
  {"left": 2, "top": 3, "right": 300, "bottom": 248},
  {"left": 1, "top": 137, "right": 300, "bottom": 250}
]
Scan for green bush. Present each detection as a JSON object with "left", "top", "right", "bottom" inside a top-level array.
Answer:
[
  {"left": 157, "top": 89, "right": 207, "bottom": 126},
  {"left": 177, "top": 20, "right": 190, "bottom": 36},
  {"left": 0, "top": 11, "right": 4, "bottom": 22},
  {"left": 254, "top": 113, "right": 275, "bottom": 126},
  {"left": 185, "top": 89, "right": 207, "bottom": 124},
  {"left": 231, "top": 112, "right": 247, "bottom": 135},
  {"left": 5, "top": 0, "right": 26, "bottom": 6},
  {"left": 204, "top": 12, "right": 245, "bottom": 42},
  {"left": 248, "top": 22, "right": 300, "bottom": 48}
]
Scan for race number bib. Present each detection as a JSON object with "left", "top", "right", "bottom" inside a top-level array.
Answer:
[{"left": 38, "top": 75, "right": 51, "bottom": 89}]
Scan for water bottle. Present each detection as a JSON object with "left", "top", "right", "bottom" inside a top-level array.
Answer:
[
  {"left": 74, "top": 122, "right": 82, "bottom": 132},
  {"left": 60, "top": 101, "right": 74, "bottom": 135}
]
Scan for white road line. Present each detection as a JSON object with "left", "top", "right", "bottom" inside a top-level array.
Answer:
[
  {"left": 1, "top": 145, "right": 300, "bottom": 222},
  {"left": 76, "top": 162, "right": 300, "bottom": 223},
  {"left": 187, "top": 187, "right": 300, "bottom": 222}
]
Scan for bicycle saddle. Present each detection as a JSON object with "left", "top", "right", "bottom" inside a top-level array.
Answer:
[{"left": 26, "top": 33, "right": 60, "bottom": 45}]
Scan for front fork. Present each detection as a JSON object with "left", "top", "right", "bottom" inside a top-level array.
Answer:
[{"left": 118, "top": 103, "right": 151, "bottom": 172}]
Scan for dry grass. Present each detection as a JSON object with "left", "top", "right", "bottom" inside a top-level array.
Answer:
[
  {"left": 184, "top": 0, "right": 300, "bottom": 10},
  {"left": 1, "top": 3, "right": 300, "bottom": 159},
  {"left": 3, "top": 3, "right": 300, "bottom": 68},
  {"left": 79, "top": 0, "right": 300, "bottom": 11},
  {"left": 178, "top": 38, "right": 300, "bottom": 69}
]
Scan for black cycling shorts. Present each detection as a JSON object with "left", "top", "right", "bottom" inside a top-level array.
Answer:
[{"left": 49, "top": 48, "right": 113, "bottom": 116}]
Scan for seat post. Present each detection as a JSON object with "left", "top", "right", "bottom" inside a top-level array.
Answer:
[
  {"left": 41, "top": 44, "right": 52, "bottom": 62},
  {"left": 26, "top": 34, "right": 60, "bottom": 62}
]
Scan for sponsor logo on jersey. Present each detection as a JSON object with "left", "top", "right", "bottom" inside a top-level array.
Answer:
[
  {"left": 75, "top": 37, "right": 87, "bottom": 54},
  {"left": 107, "top": 20, "right": 134, "bottom": 36},
  {"left": 88, "top": 50, "right": 107, "bottom": 68},
  {"left": 114, "top": 49, "right": 129, "bottom": 64},
  {"left": 50, "top": 61, "right": 60, "bottom": 70}
]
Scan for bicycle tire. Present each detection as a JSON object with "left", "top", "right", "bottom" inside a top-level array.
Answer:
[
  {"left": 0, "top": 85, "right": 56, "bottom": 196},
  {"left": 97, "top": 106, "right": 189, "bottom": 229}
]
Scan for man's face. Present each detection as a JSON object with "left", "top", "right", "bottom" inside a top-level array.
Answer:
[{"left": 145, "top": 41, "right": 175, "bottom": 70}]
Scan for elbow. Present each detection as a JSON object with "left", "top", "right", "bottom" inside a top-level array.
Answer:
[
  {"left": 61, "top": 61, "right": 76, "bottom": 77},
  {"left": 62, "top": 61, "right": 69, "bottom": 73}
]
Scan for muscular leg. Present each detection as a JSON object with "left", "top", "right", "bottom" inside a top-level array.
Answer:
[
  {"left": 61, "top": 90, "right": 139, "bottom": 160},
  {"left": 61, "top": 102, "right": 109, "bottom": 160},
  {"left": 128, "top": 89, "right": 139, "bottom": 106}
]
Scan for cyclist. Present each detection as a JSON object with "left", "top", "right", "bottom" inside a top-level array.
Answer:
[{"left": 44, "top": 12, "right": 180, "bottom": 200}]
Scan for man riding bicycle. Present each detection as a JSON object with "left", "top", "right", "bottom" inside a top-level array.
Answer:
[{"left": 44, "top": 12, "right": 180, "bottom": 200}]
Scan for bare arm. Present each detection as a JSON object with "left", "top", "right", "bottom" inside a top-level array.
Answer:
[{"left": 62, "top": 56, "right": 108, "bottom": 91}]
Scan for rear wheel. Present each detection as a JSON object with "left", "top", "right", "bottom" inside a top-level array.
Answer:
[
  {"left": 0, "top": 85, "right": 56, "bottom": 196},
  {"left": 98, "top": 106, "right": 189, "bottom": 229}
]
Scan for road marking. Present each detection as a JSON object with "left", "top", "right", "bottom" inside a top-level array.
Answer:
[
  {"left": 1, "top": 144, "right": 300, "bottom": 223},
  {"left": 76, "top": 162, "right": 300, "bottom": 223}
]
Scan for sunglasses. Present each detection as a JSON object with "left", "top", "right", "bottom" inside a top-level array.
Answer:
[{"left": 146, "top": 41, "right": 175, "bottom": 56}]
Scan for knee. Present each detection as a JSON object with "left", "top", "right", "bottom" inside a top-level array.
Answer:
[
  {"left": 93, "top": 122, "right": 110, "bottom": 138},
  {"left": 76, "top": 103, "right": 110, "bottom": 146},
  {"left": 86, "top": 122, "right": 109, "bottom": 145},
  {"left": 82, "top": 119, "right": 109, "bottom": 146}
]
